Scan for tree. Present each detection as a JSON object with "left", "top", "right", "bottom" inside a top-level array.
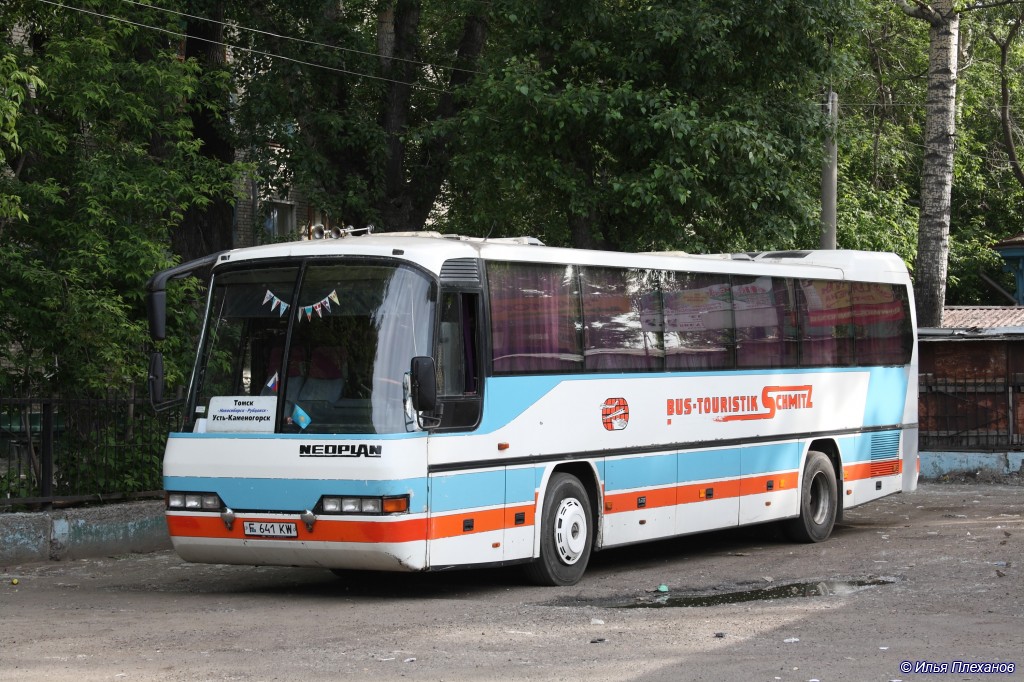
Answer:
[
  {"left": 173, "top": 0, "right": 237, "bottom": 263},
  {"left": 892, "top": 0, "right": 958, "bottom": 327},
  {"left": 230, "top": 0, "right": 487, "bottom": 235},
  {"left": 228, "top": 0, "right": 854, "bottom": 252},
  {"left": 441, "top": 0, "right": 853, "bottom": 252},
  {"left": 0, "top": 0, "right": 235, "bottom": 393},
  {"left": 0, "top": 53, "right": 42, "bottom": 224}
]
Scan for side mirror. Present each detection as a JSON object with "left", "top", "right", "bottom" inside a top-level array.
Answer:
[
  {"left": 148, "top": 351, "right": 165, "bottom": 404},
  {"left": 146, "top": 290, "right": 167, "bottom": 342},
  {"left": 410, "top": 356, "right": 437, "bottom": 412}
]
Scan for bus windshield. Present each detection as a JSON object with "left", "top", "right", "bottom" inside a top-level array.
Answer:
[{"left": 188, "top": 260, "right": 435, "bottom": 435}]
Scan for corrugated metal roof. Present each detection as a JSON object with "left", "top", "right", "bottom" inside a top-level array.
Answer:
[
  {"left": 995, "top": 232, "right": 1024, "bottom": 249},
  {"left": 938, "top": 306, "right": 1024, "bottom": 330}
]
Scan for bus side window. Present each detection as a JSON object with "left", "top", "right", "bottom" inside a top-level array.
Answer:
[
  {"left": 662, "top": 272, "right": 733, "bottom": 371},
  {"left": 799, "top": 279, "right": 855, "bottom": 367},
  {"left": 852, "top": 282, "right": 912, "bottom": 366},
  {"left": 437, "top": 292, "right": 482, "bottom": 429},
  {"left": 488, "top": 262, "right": 583, "bottom": 374},
  {"left": 734, "top": 275, "right": 782, "bottom": 368},
  {"left": 580, "top": 267, "right": 663, "bottom": 372}
]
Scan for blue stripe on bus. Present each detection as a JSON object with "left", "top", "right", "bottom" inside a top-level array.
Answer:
[
  {"left": 477, "top": 367, "right": 910, "bottom": 435},
  {"left": 837, "top": 429, "right": 903, "bottom": 464},
  {"left": 168, "top": 431, "right": 428, "bottom": 440},
  {"left": 167, "top": 428, "right": 902, "bottom": 516},
  {"left": 606, "top": 453, "right": 677, "bottom": 490},
  {"left": 506, "top": 467, "right": 537, "bottom": 505},
  {"left": 864, "top": 368, "right": 911, "bottom": 426},
  {"left": 429, "top": 469, "right": 506, "bottom": 513},
  {"left": 164, "top": 475, "right": 429, "bottom": 513},
  {"left": 739, "top": 442, "right": 803, "bottom": 476},
  {"left": 605, "top": 443, "right": 802, "bottom": 493}
]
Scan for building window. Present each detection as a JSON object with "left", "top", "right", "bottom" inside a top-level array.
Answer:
[{"left": 263, "top": 201, "right": 295, "bottom": 239}]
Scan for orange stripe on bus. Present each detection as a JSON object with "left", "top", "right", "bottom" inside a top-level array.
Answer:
[
  {"left": 738, "top": 474, "right": 793, "bottom": 496},
  {"left": 427, "top": 502, "right": 537, "bottom": 540},
  {"left": 166, "top": 514, "right": 428, "bottom": 543},
  {"left": 604, "top": 486, "right": 676, "bottom": 511},
  {"left": 844, "top": 459, "right": 902, "bottom": 481},
  {"left": 677, "top": 479, "right": 741, "bottom": 504},
  {"left": 603, "top": 474, "right": 798, "bottom": 514},
  {"left": 428, "top": 508, "right": 505, "bottom": 539}
]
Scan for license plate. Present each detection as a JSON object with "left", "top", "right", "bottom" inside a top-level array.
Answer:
[{"left": 243, "top": 521, "right": 298, "bottom": 538}]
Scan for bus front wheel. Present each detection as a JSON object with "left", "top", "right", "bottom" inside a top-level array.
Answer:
[
  {"left": 526, "top": 473, "right": 593, "bottom": 586},
  {"left": 784, "top": 451, "right": 837, "bottom": 543}
]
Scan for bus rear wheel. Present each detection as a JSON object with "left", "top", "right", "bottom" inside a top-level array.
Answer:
[
  {"left": 526, "top": 473, "right": 593, "bottom": 586},
  {"left": 784, "top": 450, "right": 837, "bottom": 543}
]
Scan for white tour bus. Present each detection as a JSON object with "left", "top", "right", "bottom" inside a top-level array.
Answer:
[{"left": 146, "top": 232, "right": 918, "bottom": 586}]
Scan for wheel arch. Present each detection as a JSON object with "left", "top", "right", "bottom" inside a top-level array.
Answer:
[
  {"left": 807, "top": 437, "right": 844, "bottom": 522},
  {"left": 536, "top": 461, "right": 602, "bottom": 555}
]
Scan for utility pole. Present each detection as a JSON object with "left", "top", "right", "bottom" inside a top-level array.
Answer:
[{"left": 820, "top": 89, "right": 838, "bottom": 249}]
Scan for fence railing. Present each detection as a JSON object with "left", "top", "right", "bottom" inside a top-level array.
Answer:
[
  {"left": 919, "top": 373, "right": 1024, "bottom": 452},
  {"left": 1, "top": 394, "right": 180, "bottom": 510},
  {"left": 1, "top": 375, "right": 1015, "bottom": 510}
]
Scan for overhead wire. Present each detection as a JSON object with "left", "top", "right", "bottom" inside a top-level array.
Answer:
[
  {"left": 34, "top": 0, "right": 454, "bottom": 95},
  {"left": 115, "top": 0, "right": 483, "bottom": 76},
  {"left": 30, "top": 0, "right": 950, "bottom": 148}
]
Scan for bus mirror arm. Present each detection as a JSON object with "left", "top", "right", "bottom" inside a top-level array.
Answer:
[
  {"left": 147, "top": 351, "right": 183, "bottom": 413},
  {"left": 148, "top": 351, "right": 165, "bottom": 409},
  {"left": 416, "top": 404, "right": 443, "bottom": 430},
  {"left": 145, "top": 251, "right": 226, "bottom": 342}
]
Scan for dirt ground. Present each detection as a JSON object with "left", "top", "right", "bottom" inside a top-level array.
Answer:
[{"left": 1, "top": 480, "right": 1022, "bottom": 681}]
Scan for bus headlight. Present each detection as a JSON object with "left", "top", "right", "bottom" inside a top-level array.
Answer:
[
  {"left": 167, "top": 491, "right": 223, "bottom": 511},
  {"left": 318, "top": 495, "right": 408, "bottom": 515}
]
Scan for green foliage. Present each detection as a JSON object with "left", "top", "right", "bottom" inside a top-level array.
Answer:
[
  {"left": 0, "top": 53, "right": 43, "bottom": 222},
  {"left": 6, "top": 0, "right": 1024, "bottom": 404},
  {"left": 0, "top": 0, "right": 236, "bottom": 394},
  {"left": 439, "top": 0, "right": 853, "bottom": 253},
  {"left": 832, "top": 0, "right": 1024, "bottom": 304}
]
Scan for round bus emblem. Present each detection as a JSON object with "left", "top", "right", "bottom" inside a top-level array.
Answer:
[{"left": 601, "top": 398, "right": 629, "bottom": 431}]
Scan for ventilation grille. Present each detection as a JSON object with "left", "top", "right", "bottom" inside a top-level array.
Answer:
[
  {"left": 759, "top": 250, "right": 812, "bottom": 259},
  {"left": 869, "top": 432, "right": 901, "bottom": 477},
  {"left": 440, "top": 258, "right": 481, "bottom": 284}
]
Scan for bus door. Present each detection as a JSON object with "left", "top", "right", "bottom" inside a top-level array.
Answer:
[{"left": 428, "top": 288, "right": 532, "bottom": 565}]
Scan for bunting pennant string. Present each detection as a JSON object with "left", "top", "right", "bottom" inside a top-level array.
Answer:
[
  {"left": 261, "top": 289, "right": 289, "bottom": 317},
  {"left": 295, "top": 290, "right": 339, "bottom": 323},
  {"left": 262, "top": 289, "right": 337, "bottom": 323}
]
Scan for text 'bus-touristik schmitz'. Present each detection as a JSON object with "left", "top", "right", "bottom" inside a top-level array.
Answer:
[{"left": 146, "top": 231, "right": 918, "bottom": 586}]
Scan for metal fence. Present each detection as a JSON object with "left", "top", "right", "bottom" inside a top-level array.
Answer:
[
  {"left": 1, "top": 394, "right": 180, "bottom": 510},
  {"left": 919, "top": 373, "right": 1024, "bottom": 451},
  {"left": 2, "top": 374, "right": 1016, "bottom": 510}
]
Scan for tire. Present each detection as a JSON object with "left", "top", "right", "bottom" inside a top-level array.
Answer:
[
  {"left": 525, "top": 473, "right": 593, "bottom": 586},
  {"left": 784, "top": 450, "right": 837, "bottom": 543}
]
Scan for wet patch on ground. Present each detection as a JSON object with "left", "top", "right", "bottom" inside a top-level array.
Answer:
[{"left": 545, "top": 575, "right": 901, "bottom": 609}]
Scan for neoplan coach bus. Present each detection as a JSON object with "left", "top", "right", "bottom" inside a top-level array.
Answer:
[{"left": 146, "top": 232, "right": 918, "bottom": 586}]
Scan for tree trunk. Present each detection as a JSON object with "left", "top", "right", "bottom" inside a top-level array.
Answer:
[
  {"left": 895, "top": 0, "right": 958, "bottom": 328},
  {"left": 173, "top": 6, "right": 235, "bottom": 261},
  {"left": 994, "top": 17, "right": 1024, "bottom": 189},
  {"left": 378, "top": 0, "right": 421, "bottom": 231},
  {"left": 408, "top": 14, "right": 488, "bottom": 229}
]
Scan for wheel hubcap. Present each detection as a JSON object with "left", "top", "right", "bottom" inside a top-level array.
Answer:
[{"left": 553, "top": 497, "right": 587, "bottom": 565}]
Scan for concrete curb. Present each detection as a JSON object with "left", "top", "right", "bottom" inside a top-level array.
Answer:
[
  {"left": 919, "top": 451, "right": 1024, "bottom": 478},
  {"left": 0, "top": 501, "right": 169, "bottom": 566}
]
